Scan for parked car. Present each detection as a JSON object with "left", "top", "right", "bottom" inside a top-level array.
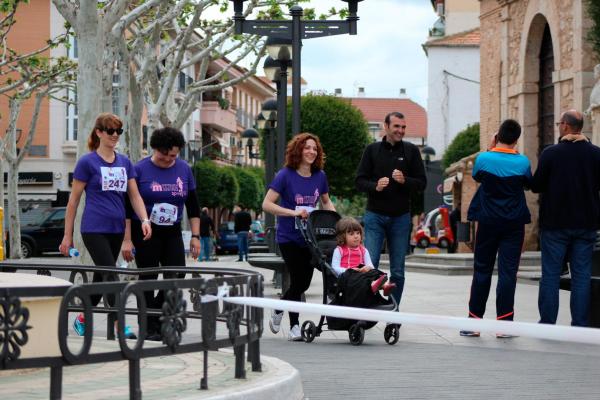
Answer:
[
  {"left": 216, "top": 221, "right": 238, "bottom": 255},
  {"left": 19, "top": 207, "right": 66, "bottom": 258},
  {"left": 250, "top": 220, "right": 265, "bottom": 243}
]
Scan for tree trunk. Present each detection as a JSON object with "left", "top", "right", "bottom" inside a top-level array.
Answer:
[
  {"left": 129, "top": 76, "right": 144, "bottom": 163},
  {"left": 7, "top": 159, "right": 21, "bottom": 259}
]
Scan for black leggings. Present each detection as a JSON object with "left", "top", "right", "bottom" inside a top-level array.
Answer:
[
  {"left": 278, "top": 242, "right": 314, "bottom": 328},
  {"left": 131, "top": 219, "right": 186, "bottom": 334},
  {"left": 82, "top": 232, "right": 124, "bottom": 306}
]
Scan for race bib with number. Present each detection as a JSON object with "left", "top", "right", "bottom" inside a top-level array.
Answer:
[
  {"left": 294, "top": 205, "right": 315, "bottom": 229},
  {"left": 150, "top": 203, "right": 178, "bottom": 225},
  {"left": 100, "top": 167, "right": 127, "bottom": 192}
]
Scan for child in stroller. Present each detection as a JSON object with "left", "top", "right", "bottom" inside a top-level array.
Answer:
[
  {"left": 331, "top": 217, "right": 396, "bottom": 305},
  {"left": 298, "top": 211, "right": 401, "bottom": 345}
]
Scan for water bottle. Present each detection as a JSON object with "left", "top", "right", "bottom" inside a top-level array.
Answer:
[
  {"left": 117, "top": 260, "right": 128, "bottom": 269},
  {"left": 68, "top": 247, "right": 80, "bottom": 257}
]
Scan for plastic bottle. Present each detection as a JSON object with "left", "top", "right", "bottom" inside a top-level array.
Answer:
[
  {"left": 117, "top": 260, "right": 128, "bottom": 269},
  {"left": 68, "top": 247, "right": 80, "bottom": 257}
]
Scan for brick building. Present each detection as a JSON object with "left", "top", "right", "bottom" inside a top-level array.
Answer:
[{"left": 450, "top": 0, "right": 597, "bottom": 251}]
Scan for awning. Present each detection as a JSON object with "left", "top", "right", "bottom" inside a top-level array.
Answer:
[{"left": 3, "top": 192, "right": 58, "bottom": 202}]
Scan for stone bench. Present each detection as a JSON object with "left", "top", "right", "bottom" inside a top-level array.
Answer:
[
  {"left": 247, "top": 253, "right": 289, "bottom": 293},
  {"left": 0, "top": 272, "right": 71, "bottom": 359}
]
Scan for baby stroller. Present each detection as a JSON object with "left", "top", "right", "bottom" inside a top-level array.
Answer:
[{"left": 297, "top": 210, "right": 400, "bottom": 345}]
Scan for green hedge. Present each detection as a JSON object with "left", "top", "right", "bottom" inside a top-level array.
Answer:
[{"left": 193, "top": 159, "right": 264, "bottom": 212}]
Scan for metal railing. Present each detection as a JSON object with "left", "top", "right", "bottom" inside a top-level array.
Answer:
[{"left": 0, "top": 263, "right": 264, "bottom": 400}]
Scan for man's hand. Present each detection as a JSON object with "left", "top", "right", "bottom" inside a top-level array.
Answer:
[
  {"left": 376, "top": 177, "right": 390, "bottom": 191},
  {"left": 392, "top": 169, "right": 405, "bottom": 184},
  {"left": 488, "top": 132, "right": 498, "bottom": 150}
]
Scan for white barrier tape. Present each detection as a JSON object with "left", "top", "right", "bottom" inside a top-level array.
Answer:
[{"left": 224, "top": 296, "right": 600, "bottom": 346}]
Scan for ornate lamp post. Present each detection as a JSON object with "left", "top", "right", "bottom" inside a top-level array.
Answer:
[
  {"left": 258, "top": 99, "right": 278, "bottom": 252},
  {"left": 230, "top": 0, "right": 365, "bottom": 135}
]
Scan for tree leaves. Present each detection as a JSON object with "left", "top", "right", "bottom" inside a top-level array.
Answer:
[{"left": 441, "top": 123, "right": 480, "bottom": 170}]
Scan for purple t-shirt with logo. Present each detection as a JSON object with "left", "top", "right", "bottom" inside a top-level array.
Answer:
[
  {"left": 269, "top": 167, "right": 329, "bottom": 245},
  {"left": 133, "top": 157, "right": 196, "bottom": 223},
  {"left": 73, "top": 151, "right": 136, "bottom": 234}
]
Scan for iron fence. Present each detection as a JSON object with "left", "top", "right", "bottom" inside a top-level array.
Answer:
[{"left": 0, "top": 263, "right": 264, "bottom": 399}]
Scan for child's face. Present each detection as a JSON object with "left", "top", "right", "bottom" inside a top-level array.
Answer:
[{"left": 345, "top": 230, "right": 362, "bottom": 248}]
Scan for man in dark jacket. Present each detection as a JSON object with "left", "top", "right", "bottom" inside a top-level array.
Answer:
[
  {"left": 355, "top": 112, "right": 427, "bottom": 306},
  {"left": 199, "top": 207, "right": 216, "bottom": 261},
  {"left": 234, "top": 205, "right": 252, "bottom": 261},
  {"left": 531, "top": 109, "right": 600, "bottom": 327},
  {"left": 461, "top": 119, "right": 532, "bottom": 338}
]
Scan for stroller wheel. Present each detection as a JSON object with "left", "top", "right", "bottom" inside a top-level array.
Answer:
[
  {"left": 384, "top": 324, "right": 400, "bottom": 345},
  {"left": 301, "top": 320, "right": 317, "bottom": 343},
  {"left": 349, "top": 324, "right": 365, "bottom": 346}
]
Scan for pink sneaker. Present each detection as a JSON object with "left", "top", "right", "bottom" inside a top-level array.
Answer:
[
  {"left": 382, "top": 282, "right": 397, "bottom": 297},
  {"left": 371, "top": 274, "right": 388, "bottom": 294}
]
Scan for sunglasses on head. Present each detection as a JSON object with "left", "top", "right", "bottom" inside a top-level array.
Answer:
[{"left": 101, "top": 127, "right": 124, "bottom": 136}]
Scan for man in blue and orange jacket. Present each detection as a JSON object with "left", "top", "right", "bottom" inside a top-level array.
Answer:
[{"left": 461, "top": 119, "right": 532, "bottom": 337}]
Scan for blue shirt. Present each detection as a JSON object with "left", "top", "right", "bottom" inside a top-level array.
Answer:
[
  {"left": 269, "top": 167, "right": 329, "bottom": 245},
  {"left": 133, "top": 157, "right": 196, "bottom": 223},
  {"left": 73, "top": 151, "right": 136, "bottom": 234},
  {"left": 467, "top": 148, "right": 532, "bottom": 225}
]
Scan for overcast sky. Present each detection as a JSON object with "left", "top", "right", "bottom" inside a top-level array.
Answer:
[
  {"left": 299, "top": 0, "right": 437, "bottom": 106},
  {"left": 209, "top": 0, "right": 438, "bottom": 107}
]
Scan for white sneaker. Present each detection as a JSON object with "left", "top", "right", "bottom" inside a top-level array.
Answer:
[
  {"left": 288, "top": 324, "right": 303, "bottom": 341},
  {"left": 269, "top": 310, "right": 283, "bottom": 334}
]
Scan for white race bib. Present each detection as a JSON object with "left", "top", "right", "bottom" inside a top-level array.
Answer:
[
  {"left": 100, "top": 167, "right": 127, "bottom": 192},
  {"left": 294, "top": 206, "right": 315, "bottom": 229},
  {"left": 150, "top": 203, "right": 178, "bottom": 226}
]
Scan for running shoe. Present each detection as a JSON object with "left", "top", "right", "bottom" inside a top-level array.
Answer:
[
  {"left": 123, "top": 325, "right": 137, "bottom": 340},
  {"left": 288, "top": 324, "right": 303, "bottom": 341},
  {"left": 73, "top": 313, "right": 85, "bottom": 336},
  {"left": 496, "top": 333, "right": 517, "bottom": 339},
  {"left": 269, "top": 310, "right": 283, "bottom": 334},
  {"left": 459, "top": 330, "right": 480, "bottom": 337}
]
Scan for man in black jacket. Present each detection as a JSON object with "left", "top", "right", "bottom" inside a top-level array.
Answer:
[
  {"left": 355, "top": 112, "right": 427, "bottom": 306},
  {"left": 234, "top": 206, "right": 252, "bottom": 261},
  {"left": 531, "top": 109, "right": 600, "bottom": 327}
]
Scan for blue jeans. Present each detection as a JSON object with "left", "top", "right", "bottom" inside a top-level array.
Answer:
[
  {"left": 200, "top": 236, "right": 211, "bottom": 261},
  {"left": 539, "top": 228, "right": 596, "bottom": 327},
  {"left": 237, "top": 231, "right": 249, "bottom": 260},
  {"left": 363, "top": 210, "right": 411, "bottom": 305}
]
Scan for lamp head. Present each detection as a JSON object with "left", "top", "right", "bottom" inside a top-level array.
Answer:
[
  {"left": 261, "top": 98, "right": 278, "bottom": 121},
  {"left": 256, "top": 114, "right": 267, "bottom": 130},
  {"left": 266, "top": 36, "right": 293, "bottom": 61}
]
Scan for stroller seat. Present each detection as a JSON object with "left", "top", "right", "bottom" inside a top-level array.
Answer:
[{"left": 297, "top": 210, "right": 401, "bottom": 346}]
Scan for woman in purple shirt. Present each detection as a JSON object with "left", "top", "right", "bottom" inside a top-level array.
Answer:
[
  {"left": 262, "top": 133, "right": 336, "bottom": 341},
  {"left": 121, "top": 127, "right": 201, "bottom": 341},
  {"left": 60, "top": 113, "right": 151, "bottom": 337}
]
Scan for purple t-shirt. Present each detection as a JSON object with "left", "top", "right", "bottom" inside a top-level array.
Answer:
[
  {"left": 133, "top": 157, "right": 196, "bottom": 224},
  {"left": 269, "top": 167, "right": 329, "bottom": 245},
  {"left": 73, "top": 151, "right": 136, "bottom": 234}
]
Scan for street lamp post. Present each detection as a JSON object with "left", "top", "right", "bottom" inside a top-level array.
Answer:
[
  {"left": 259, "top": 101, "right": 278, "bottom": 252},
  {"left": 263, "top": 55, "right": 292, "bottom": 170},
  {"left": 231, "top": 0, "right": 365, "bottom": 136}
]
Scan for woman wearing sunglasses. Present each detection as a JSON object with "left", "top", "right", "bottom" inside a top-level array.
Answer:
[
  {"left": 120, "top": 127, "right": 200, "bottom": 341},
  {"left": 60, "top": 113, "right": 152, "bottom": 338}
]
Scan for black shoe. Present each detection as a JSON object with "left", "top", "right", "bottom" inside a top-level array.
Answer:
[{"left": 237, "top": 259, "right": 243, "bottom": 262}]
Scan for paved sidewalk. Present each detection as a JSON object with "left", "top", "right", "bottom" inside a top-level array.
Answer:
[{"left": 3, "top": 255, "right": 600, "bottom": 399}]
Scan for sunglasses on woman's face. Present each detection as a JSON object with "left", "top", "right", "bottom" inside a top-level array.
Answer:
[{"left": 102, "top": 127, "right": 124, "bottom": 136}]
